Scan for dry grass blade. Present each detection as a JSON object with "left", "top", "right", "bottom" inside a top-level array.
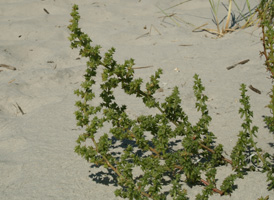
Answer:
[
  {"left": 135, "top": 24, "right": 161, "bottom": 40},
  {"left": 173, "top": 15, "right": 195, "bottom": 27},
  {"left": 192, "top": 23, "right": 208, "bottom": 32},
  {"left": 224, "top": 0, "right": 232, "bottom": 31},
  {"left": 241, "top": 12, "right": 260, "bottom": 29},
  {"left": 196, "top": 0, "right": 256, "bottom": 37},
  {"left": 193, "top": 23, "right": 226, "bottom": 37},
  {"left": 157, "top": 6, "right": 181, "bottom": 27},
  {"left": 150, "top": 24, "right": 161, "bottom": 35},
  {"left": 232, "top": 0, "right": 259, "bottom": 29},
  {"left": 157, "top": 0, "right": 193, "bottom": 27},
  {"left": 136, "top": 32, "right": 149, "bottom": 40},
  {"left": 163, "top": 0, "right": 192, "bottom": 11},
  {"left": 209, "top": 0, "right": 221, "bottom": 32}
]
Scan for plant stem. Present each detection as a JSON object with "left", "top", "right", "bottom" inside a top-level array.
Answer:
[
  {"left": 225, "top": 0, "right": 232, "bottom": 31},
  {"left": 174, "top": 165, "right": 224, "bottom": 195},
  {"left": 199, "top": 142, "right": 232, "bottom": 164},
  {"left": 200, "top": 178, "right": 224, "bottom": 195}
]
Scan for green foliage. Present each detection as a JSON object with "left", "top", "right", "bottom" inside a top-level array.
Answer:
[
  {"left": 264, "top": 86, "right": 274, "bottom": 133},
  {"left": 257, "top": 195, "right": 269, "bottom": 200},
  {"left": 257, "top": 0, "right": 274, "bottom": 77},
  {"left": 257, "top": 0, "right": 274, "bottom": 190},
  {"left": 231, "top": 84, "right": 260, "bottom": 173},
  {"left": 258, "top": 0, "right": 274, "bottom": 135},
  {"left": 69, "top": 4, "right": 273, "bottom": 199},
  {"left": 220, "top": 174, "right": 238, "bottom": 195}
]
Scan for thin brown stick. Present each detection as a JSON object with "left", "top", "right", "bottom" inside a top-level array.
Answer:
[
  {"left": 200, "top": 178, "right": 224, "bottom": 195},
  {"left": 179, "top": 44, "right": 193, "bottom": 47},
  {"left": 249, "top": 85, "right": 261, "bottom": 94},
  {"left": 226, "top": 59, "right": 250, "bottom": 70},
  {"left": 0, "top": 64, "right": 16, "bottom": 70},
  {"left": 43, "top": 8, "right": 50, "bottom": 14},
  {"left": 133, "top": 65, "right": 153, "bottom": 69},
  {"left": 15, "top": 102, "right": 25, "bottom": 115},
  {"left": 238, "top": 59, "right": 250, "bottom": 65},
  {"left": 199, "top": 142, "right": 232, "bottom": 164}
]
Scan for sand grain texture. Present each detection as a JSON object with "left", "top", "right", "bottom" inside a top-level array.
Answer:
[{"left": 0, "top": 0, "right": 273, "bottom": 199}]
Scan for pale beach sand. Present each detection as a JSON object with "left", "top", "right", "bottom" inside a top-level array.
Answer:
[{"left": 0, "top": 0, "right": 273, "bottom": 199}]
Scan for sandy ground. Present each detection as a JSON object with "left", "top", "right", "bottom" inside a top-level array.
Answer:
[{"left": 0, "top": 0, "right": 273, "bottom": 199}]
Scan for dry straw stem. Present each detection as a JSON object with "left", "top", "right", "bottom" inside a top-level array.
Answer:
[
  {"left": 135, "top": 24, "right": 161, "bottom": 40},
  {"left": 195, "top": 0, "right": 258, "bottom": 37},
  {"left": 157, "top": 6, "right": 182, "bottom": 27},
  {"left": 241, "top": 12, "right": 260, "bottom": 29},
  {"left": 225, "top": 0, "right": 232, "bottom": 30},
  {"left": 232, "top": 0, "right": 260, "bottom": 29},
  {"left": 163, "top": 0, "right": 192, "bottom": 11},
  {"left": 196, "top": 0, "right": 235, "bottom": 37}
]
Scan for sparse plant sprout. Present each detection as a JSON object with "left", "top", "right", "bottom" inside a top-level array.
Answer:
[
  {"left": 257, "top": 196, "right": 269, "bottom": 200},
  {"left": 69, "top": 3, "right": 274, "bottom": 200}
]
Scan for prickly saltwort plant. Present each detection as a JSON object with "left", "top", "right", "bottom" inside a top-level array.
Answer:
[
  {"left": 257, "top": 0, "right": 274, "bottom": 190},
  {"left": 230, "top": 84, "right": 274, "bottom": 191},
  {"left": 68, "top": 4, "right": 273, "bottom": 199},
  {"left": 257, "top": 0, "right": 274, "bottom": 132},
  {"left": 257, "top": 0, "right": 274, "bottom": 78}
]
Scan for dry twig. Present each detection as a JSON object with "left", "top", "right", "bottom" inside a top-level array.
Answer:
[
  {"left": 0, "top": 64, "right": 16, "bottom": 70},
  {"left": 227, "top": 59, "right": 250, "bottom": 70}
]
